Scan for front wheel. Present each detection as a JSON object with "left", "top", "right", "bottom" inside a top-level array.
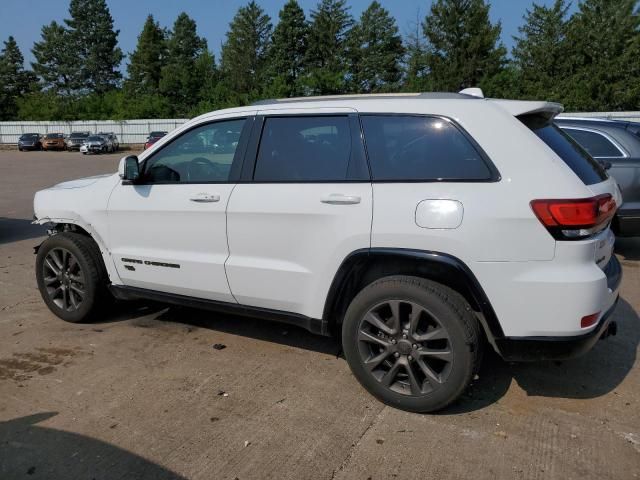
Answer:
[
  {"left": 36, "top": 232, "right": 111, "bottom": 323},
  {"left": 342, "top": 276, "right": 482, "bottom": 413}
]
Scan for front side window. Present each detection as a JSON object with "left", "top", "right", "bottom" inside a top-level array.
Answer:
[
  {"left": 143, "top": 119, "right": 246, "bottom": 183},
  {"left": 360, "top": 115, "right": 492, "bottom": 181},
  {"left": 561, "top": 128, "right": 624, "bottom": 158},
  {"left": 253, "top": 116, "right": 352, "bottom": 182}
]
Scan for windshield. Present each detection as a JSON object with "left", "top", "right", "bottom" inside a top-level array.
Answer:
[
  {"left": 87, "top": 136, "right": 103, "bottom": 142},
  {"left": 20, "top": 134, "right": 38, "bottom": 140},
  {"left": 70, "top": 133, "right": 88, "bottom": 138},
  {"left": 149, "top": 132, "right": 167, "bottom": 138},
  {"left": 45, "top": 133, "right": 62, "bottom": 139},
  {"left": 520, "top": 115, "right": 607, "bottom": 186}
]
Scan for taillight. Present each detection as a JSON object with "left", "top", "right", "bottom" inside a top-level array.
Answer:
[{"left": 530, "top": 194, "right": 616, "bottom": 240}]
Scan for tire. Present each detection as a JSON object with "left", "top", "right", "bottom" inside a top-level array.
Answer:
[
  {"left": 342, "top": 275, "right": 482, "bottom": 413},
  {"left": 35, "top": 232, "right": 111, "bottom": 323},
  {"left": 18, "top": 147, "right": 22, "bottom": 152}
]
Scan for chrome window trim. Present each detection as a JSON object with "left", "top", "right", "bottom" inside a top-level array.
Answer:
[{"left": 559, "top": 125, "right": 629, "bottom": 158}]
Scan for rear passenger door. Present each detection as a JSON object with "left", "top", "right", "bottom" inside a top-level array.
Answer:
[{"left": 225, "top": 110, "right": 372, "bottom": 319}]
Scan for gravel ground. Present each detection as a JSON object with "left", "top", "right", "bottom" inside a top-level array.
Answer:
[{"left": 1, "top": 150, "right": 639, "bottom": 480}]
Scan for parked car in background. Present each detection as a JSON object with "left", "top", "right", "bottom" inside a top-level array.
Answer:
[
  {"left": 556, "top": 117, "right": 640, "bottom": 236},
  {"left": 66, "top": 131, "right": 91, "bottom": 151},
  {"left": 42, "top": 133, "right": 66, "bottom": 151},
  {"left": 144, "top": 131, "right": 167, "bottom": 150},
  {"left": 80, "top": 135, "right": 109, "bottom": 154},
  {"left": 98, "top": 132, "right": 119, "bottom": 152},
  {"left": 17, "top": 133, "right": 42, "bottom": 151}
]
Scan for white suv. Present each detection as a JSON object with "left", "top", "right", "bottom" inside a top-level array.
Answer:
[{"left": 33, "top": 92, "right": 623, "bottom": 412}]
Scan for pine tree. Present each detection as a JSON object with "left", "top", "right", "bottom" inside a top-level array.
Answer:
[
  {"left": 126, "top": 15, "right": 167, "bottom": 95},
  {"left": 268, "top": 0, "right": 308, "bottom": 97},
  {"left": 347, "top": 1, "right": 404, "bottom": 93},
  {"left": 564, "top": 0, "right": 640, "bottom": 110},
  {"left": 423, "top": 0, "right": 506, "bottom": 91},
  {"left": 0, "top": 37, "right": 36, "bottom": 119},
  {"left": 512, "top": 0, "right": 570, "bottom": 100},
  {"left": 404, "top": 11, "right": 429, "bottom": 91},
  {"left": 159, "top": 13, "right": 209, "bottom": 114},
  {"left": 65, "top": 0, "right": 123, "bottom": 93},
  {"left": 32, "top": 21, "right": 78, "bottom": 95},
  {"left": 304, "top": 0, "right": 354, "bottom": 94},
  {"left": 220, "top": 1, "right": 272, "bottom": 99}
]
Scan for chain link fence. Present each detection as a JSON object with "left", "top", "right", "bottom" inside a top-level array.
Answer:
[{"left": 0, "top": 119, "right": 188, "bottom": 145}]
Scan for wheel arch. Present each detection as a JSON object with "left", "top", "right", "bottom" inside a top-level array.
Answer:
[
  {"left": 33, "top": 218, "right": 120, "bottom": 285},
  {"left": 322, "top": 248, "right": 504, "bottom": 344}
]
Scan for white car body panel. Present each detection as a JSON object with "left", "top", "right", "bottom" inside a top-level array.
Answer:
[
  {"left": 225, "top": 183, "right": 373, "bottom": 318},
  {"left": 107, "top": 182, "right": 236, "bottom": 302}
]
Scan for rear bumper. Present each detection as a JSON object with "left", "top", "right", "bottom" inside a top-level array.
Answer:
[
  {"left": 613, "top": 209, "right": 640, "bottom": 237},
  {"left": 494, "top": 255, "right": 622, "bottom": 362}
]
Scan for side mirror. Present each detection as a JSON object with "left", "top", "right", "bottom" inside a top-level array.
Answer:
[{"left": 119, "top": 155, "right": 140, "bottom": 184}]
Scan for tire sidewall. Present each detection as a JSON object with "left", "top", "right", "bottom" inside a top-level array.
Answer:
[
  {"left": 35, "top": 234, "right": 100, "bottom": 323},
  {"left": 342, "top": 277, "right": 476, "bottom": 413}
]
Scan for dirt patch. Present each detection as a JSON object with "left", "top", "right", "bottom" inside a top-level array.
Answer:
[{"left": 0, "top": 347, "right": 84, "bottom": 382}]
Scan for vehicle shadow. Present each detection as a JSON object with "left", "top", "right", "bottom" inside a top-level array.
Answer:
[
  {"left": 0, "top": 412, "right": 186, "bottom": 479},
  {"left": 151, "top": 305, "right": 339, "bottom": 356},
  {"left": 615, "top": 237, "right": 640, "bottom": 261},
  {"left": 442, "top": 297, "right": 640, "bottom": 414},
  {"left": 0, "top": 217, "right": 46, "bottom": 245},
  {"left": 105, "top": 296, "right": 638, "bottom": 414}
]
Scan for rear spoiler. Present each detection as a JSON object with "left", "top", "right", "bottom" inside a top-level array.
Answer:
[{"left": 489, "top": 99, "right": 564, "bottom": 122}]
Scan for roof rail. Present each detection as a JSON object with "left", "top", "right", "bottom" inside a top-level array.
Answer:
[{"left": 251, "top": 92, "right": 477, "bottom": 106}]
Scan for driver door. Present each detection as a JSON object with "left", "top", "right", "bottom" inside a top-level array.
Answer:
[{"left": 107, "top": 115, "right": 253, "bottom": 302}]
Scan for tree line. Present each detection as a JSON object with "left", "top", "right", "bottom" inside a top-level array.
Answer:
[{"left": 0, "top": 0, "right": 638, "bottom": 121}]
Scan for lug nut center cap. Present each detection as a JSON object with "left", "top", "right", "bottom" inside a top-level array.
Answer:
[{"left": 397, "top": 340, "right": 412, "bottom": 355}]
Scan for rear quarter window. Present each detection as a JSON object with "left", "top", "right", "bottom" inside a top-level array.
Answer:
[
  {"left": 522, "top": 116, "right": 607, "bottom": 186},
  {"left": 360, "top": 115, "right": 494, "bottom": 181},
  {"left": 560, "top": 128, "right": 624, "bottom": 158}
]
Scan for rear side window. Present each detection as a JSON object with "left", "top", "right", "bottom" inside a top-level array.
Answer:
[
  {"left": 360, "top": 115, "right": 492, "bottom": 181},
  {"left": 522, "top": 116, "right": 607, "bottom": 185},
  {"left": 561, "top": 128, "right": 624, "bottom": 158},
  {"left": 254, "top": 116, "right": 352, "bottom": 181}
]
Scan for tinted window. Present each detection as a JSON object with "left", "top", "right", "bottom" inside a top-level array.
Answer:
[
  {"left": 144, "top": 119, "right": 245, "bottom": 183},
  {"left": 254, "top": 116, "right": 352, "bottom": 181},
  {"left": 522, "top": 116, "right": 607, "bottom": 185},
  {"left": 360, "top": 116, "right": 492, "bottom": 181},
  {"left": 561, "top": 128, "right": 623, "bottom": 158}
]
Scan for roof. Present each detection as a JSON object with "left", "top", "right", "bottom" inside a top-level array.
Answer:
[{"left": 252, "top": 92, "right": 477, "bottom": 106}]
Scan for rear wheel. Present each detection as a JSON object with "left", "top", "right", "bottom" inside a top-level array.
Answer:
[
  {"left": 36, "top": 232, "right": 111, "bottom": 323},
  {"left": 342, "top": 276, "right": 482, "bottom": 413}
]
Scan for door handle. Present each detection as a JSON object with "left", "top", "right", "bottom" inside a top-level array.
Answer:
[
  {"left": 190, "top": 193, "right": 220, "bottom": 203},
  {"left": 320, "top": 194, "right": 361, "bottom": 205}
]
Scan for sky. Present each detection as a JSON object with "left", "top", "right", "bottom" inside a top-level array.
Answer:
[{"left": 1, "top": 0, "right": 578, "bottom": 69}]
